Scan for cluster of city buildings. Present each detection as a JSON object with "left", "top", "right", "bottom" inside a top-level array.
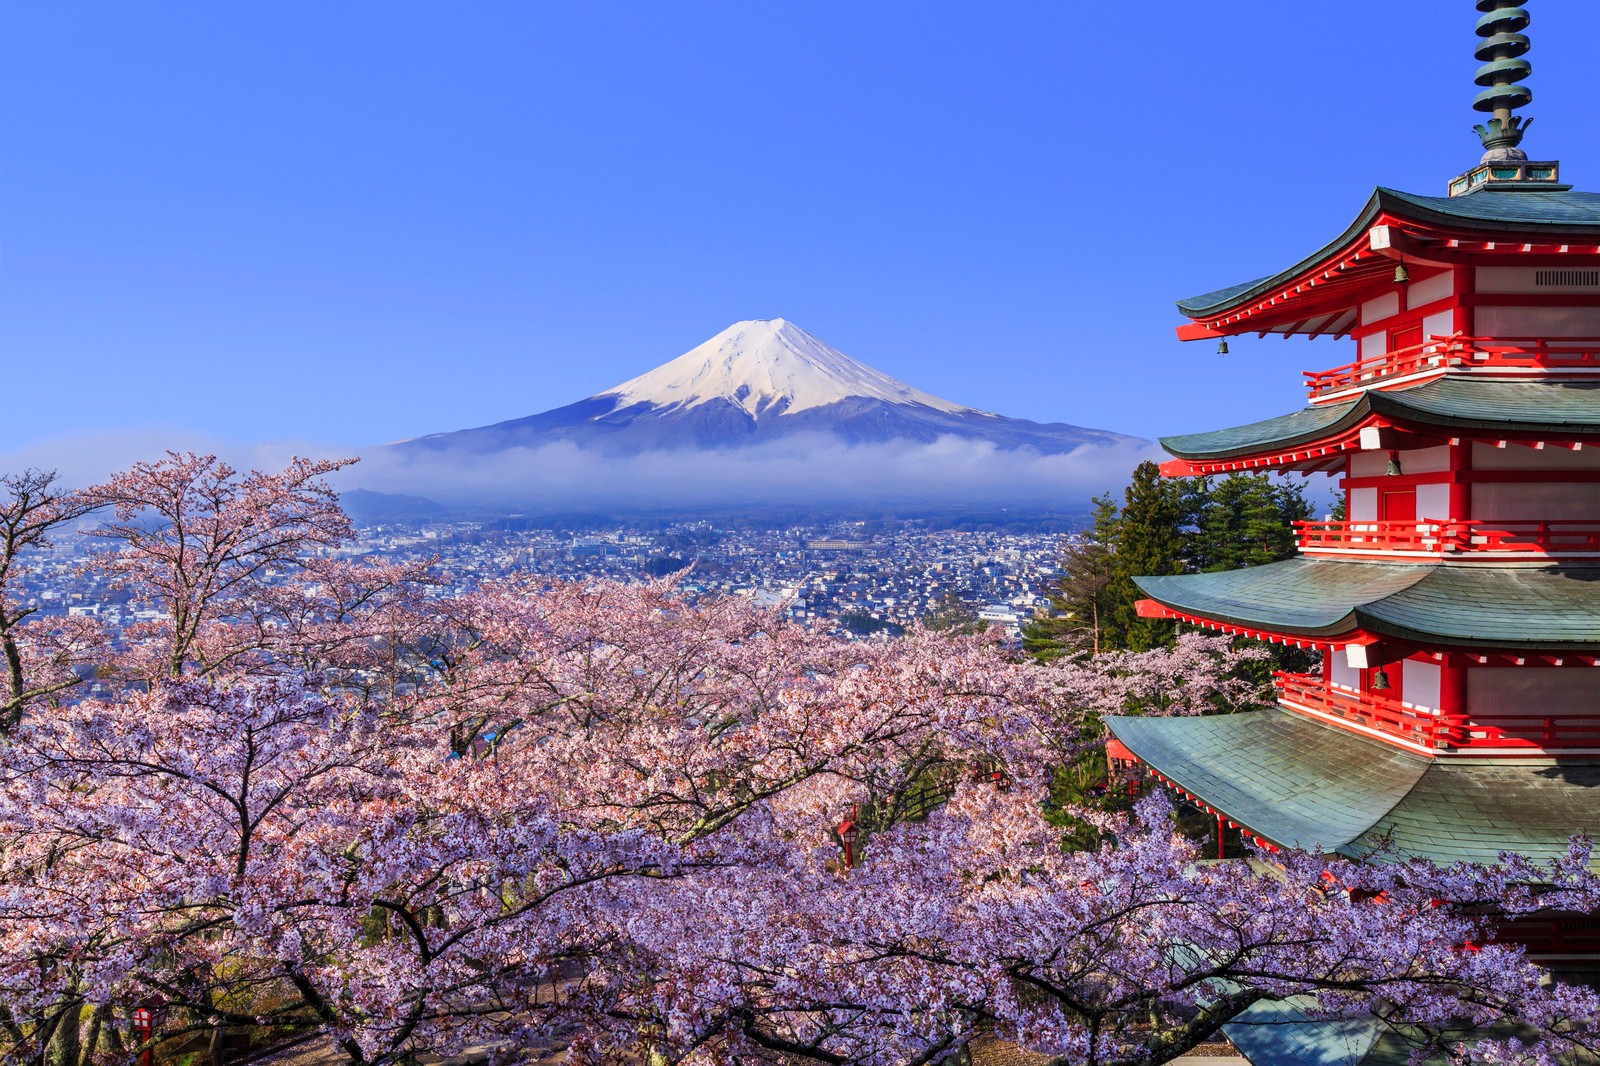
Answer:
[
  {"left": 14, "top": 519, "right": 1069, "bottom": 639},
  {"left": 345, "top": 520, "right": 1060, "bottom": 635}
]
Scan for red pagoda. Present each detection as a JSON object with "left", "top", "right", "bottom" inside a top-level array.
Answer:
[{"left": 1105, "top": 0, "right": 1600, "bottom": 990}]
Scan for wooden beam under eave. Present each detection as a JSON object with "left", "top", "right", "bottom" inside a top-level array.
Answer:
[
  {"left": 1368, "top": 224, "right": 1460, "bottom": 267},
  {"left": 1175, "top": 322, "right": 1224, "bottom": 342}
]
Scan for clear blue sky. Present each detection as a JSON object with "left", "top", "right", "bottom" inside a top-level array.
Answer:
[{"left": 4, "top": 2, "right": 1597, "bottom": 459}]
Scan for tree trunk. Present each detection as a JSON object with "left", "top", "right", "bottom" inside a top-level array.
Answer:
[
  {"left": 44, "top": 1004, "right": 79, "bottom": 1066},
  {"left": 77, "top": 1006, "right": 107, "bottom": 1066}
]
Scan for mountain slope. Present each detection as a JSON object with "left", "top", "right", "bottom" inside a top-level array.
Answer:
[{"left": 393, "top": 319, "right": 1134, "bottom": 456}]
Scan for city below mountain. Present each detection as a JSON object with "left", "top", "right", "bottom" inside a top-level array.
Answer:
[{"left": 356, "top": 319, "right": 1153, "bottom": 513}]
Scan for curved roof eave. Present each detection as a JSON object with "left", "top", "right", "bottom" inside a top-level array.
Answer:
[
  {"left": 1175, "top": 187, "right": 1600, "bottom": 319},
  {"left": 1159, "top": 399, "right": 1365, "bottom": 460},
  {"left": 1108, "top": 710, "right": 1600, "bottom": 871},
  {"left": 1176, "top": 189, "right": 1385, "bottom": 319},
  {"left": 1134, "top": 560, "right": 1600, "bottom": 651},
  {"left": 1160, "top": 379, "right": 1600, "bottom": 462}
]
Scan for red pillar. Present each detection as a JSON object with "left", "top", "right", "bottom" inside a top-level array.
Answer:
[
  {"left": 1440, "top": 661, "right": 1468, "bottom": 718},
  {"left": 1448, "top": 438, "right": 1472, "bottom": 521},
  {"left": 1216, "top": 811, "right": 1226, "bottom": 860}
]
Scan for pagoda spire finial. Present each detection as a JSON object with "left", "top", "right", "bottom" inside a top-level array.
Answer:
[
  {"left": 1449, "top": 0, "right": 1564, "bottom": 194},
  {"left": 1471, "top": 1, "right": 1533, "bottom": 161}
]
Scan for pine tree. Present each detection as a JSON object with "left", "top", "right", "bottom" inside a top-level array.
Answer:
[
  {"left": 1023, "top": 494, "right": 1121, "bottom": 659},
  {"left": 1191, "top": 473, "right": 1313, "bottom": 572},
  {"left": 1113, "top": 461, "right": 1186, "bottom": 651}
]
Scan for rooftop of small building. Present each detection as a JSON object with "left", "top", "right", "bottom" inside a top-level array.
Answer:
[{"left": 1222, "top": 996, "right": 1600, "bottom": 1066}]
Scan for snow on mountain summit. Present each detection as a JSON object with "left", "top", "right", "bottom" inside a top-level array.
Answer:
[{"left": 600, "top": 319, "right": 983, "bottom": 419}]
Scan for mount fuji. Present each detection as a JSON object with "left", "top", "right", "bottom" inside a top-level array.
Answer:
[
  {"left": 353, "top": 319, "right": 1157, "bottom": 513},
  {"left": 388, "top": 319, "right": 1134, "bottom": 457}
]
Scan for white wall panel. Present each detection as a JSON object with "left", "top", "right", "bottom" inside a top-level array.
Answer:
[
  {"left": 1416, "top": 483, "right": 1451, "bottom": 518},
  {"left": 1407, "top": 271, "right": 1455, "bottom": 308},
  {"left": 1402, "top": 660, "right": 1441, "bottom": 711},
  {"left": 1469, "top": 668, "right": 1599, "bottom": 718},
  {"left": 1474, "top": 482, "right": 1600, "bottom": 521},
  {"left": 1476, "top": 305, "right": 1600, "bottom": 337},
  {"left": 1361, "top": 292, "right": 1401, "bottom": 325}
]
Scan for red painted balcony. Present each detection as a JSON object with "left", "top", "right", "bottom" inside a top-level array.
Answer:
[
  {"left": 1304, "top": 335, "right": 1600, "bottom": 401},
  {"left": 1275, "top": 672, "right": 1600, "bottom": 753},
  {"left": 1273, "top": 671, "right": 1469, "bottom": 750},
  {"left": 1296, "top": 519, "right": 1600, "bottom": 558}
]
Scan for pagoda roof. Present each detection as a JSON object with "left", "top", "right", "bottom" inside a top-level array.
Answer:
[
  {"left": 1222, "top": 997, "right": 1596, "bottom": 1066},
  {"left": 1105, "top": 708, "right": 1600, "bottom": 867},
  {"left": 1107, "top": 709, "right": 1426, "bottom": 853},
  {"left": 1160, "top": 378, "right": 1600, "bottom": 463},
  {"left": 1133, "top": 558, "right": 1600, "bottom": 651},
  {"left": 1177, "top": 187, "right": 1600, "bottom": 321}
]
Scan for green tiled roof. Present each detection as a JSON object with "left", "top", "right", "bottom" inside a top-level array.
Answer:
[
  {"left": 1134, "top": 558, "right": 1600, "bottom": 650},
  {"left": 1359, "top": 565, "right": 1600, "bottom": 648},
  {"left": 1161, "top": 379, "right": 1600, "bottom": 461},
  {"left": 1351, "top": 759, "right": 1600, "bottom": 867},
  {"left": 1106, "top": 709, "right": 1600, "bottom": 869},
  {"left": 1380, "top": 378, "right": 1600, "bottom": 431},
  {"left": 1224, "top": 997, "right": 1600, "bottom": 1066},
  {"left": 1222, "top": 998, "right": 1389, "bottom": 1066},
  {"left": 1178, "top": 188, "right": 1600, "bottom": 318},
  {"left": 1105, "top": 709, "right": 1428, "bottom": 852},
  {"left": 1136, "top": 558, "right": 1424, "bottom": 633},
  {"left": 1160, "top": 404, "right": 1358, "bottom": 460}
]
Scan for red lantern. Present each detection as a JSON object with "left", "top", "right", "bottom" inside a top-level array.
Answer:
[
  {"left": 836, "top": 803, "right": 860, "bottom": 870},
  {"left": 132, "top": 1008, "right": 154, "bottom": 1066}
]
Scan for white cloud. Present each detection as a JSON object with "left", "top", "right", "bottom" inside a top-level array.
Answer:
[
  {"left": 347, "top": 433, "right": 1167, "bottom": 511},
  {"left": 2, "top": 429, "right": 1166, "bottom": 512}
]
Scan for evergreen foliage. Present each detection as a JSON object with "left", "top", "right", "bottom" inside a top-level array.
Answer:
[
  {"left": 1188, "top": 473, "right": 1314, "bottom": 572},
  {"left": 1115, "top": 461, "right": 1186, "bottom": 651},
  {"left": 1024, "top": 468, "right": 1316, "bottom": 660},
  {"left": 1021, "top": 494, "right": 1121, "bottom": 658}
]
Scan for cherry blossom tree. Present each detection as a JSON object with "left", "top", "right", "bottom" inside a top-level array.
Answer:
[
  {"left": 0, "top": 470, "right": 102, "bottom": 731},
  {"left": 0, "top": 585, "right": 1047, "bottom": 1066},
  {"left": 82, "top": 453, "right": 359, "bottom": 681},
  {"left": 612, "top": 784, "right": 1600, "bottom": 1065},
  {"left": 0, "top": 453, "right": 1595, "bottom": 1066}
]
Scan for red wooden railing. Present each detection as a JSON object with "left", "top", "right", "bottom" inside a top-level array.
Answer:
[
  {"left": 1276, "top": 672, "right": 1600, "bottom": 752},
  {"left": 1464, "top": 714, "right": 1600, "bottom": 751},
  {"left": 1304, "top": 334, "right": 1600, "bottom": 399},
  {"left": 1295, "top": 519, "right": 1451, "bottom": 553},
  {"left": 1445, "top": 519, "right": 1600, "bottom": 553},
  {"left": 1295, "top": 519, "right": 1600, "bottom": 556},
  {"left": 1273, "top": 672, "right": 1470, "bottom": 749}
]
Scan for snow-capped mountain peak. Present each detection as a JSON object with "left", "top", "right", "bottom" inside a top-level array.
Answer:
[{"left": 599, "top": 319, "right": 982, "bottom": 419}]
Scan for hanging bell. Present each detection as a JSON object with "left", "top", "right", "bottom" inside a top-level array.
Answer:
[
  {"left": 1217, "top": 340, "right": 1230, "bottom": 355},
  {"left": 1371, "top": 668, "right": 1391, "bottom": 691},
  {"left": 1394, "top": 263, "right": 1410, "bottom": 285},
  {"left": 1386, "top": 451, "right": 1403, "bottom": 476}
]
